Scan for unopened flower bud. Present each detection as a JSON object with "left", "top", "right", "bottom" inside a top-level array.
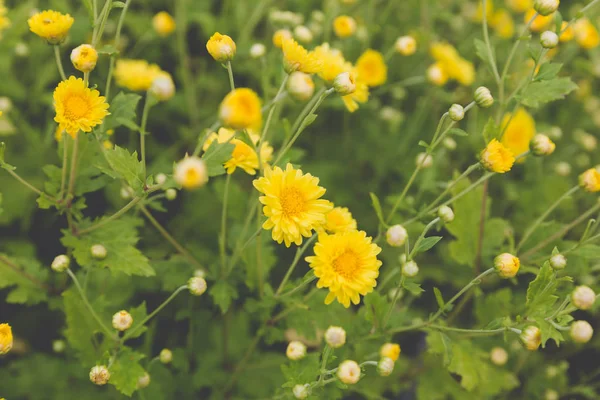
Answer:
[
  {"left": 90, "top": 244, "right": 107, "bottom": 260},
  {"left": 494, "top": 253, "right": 520, "bottom": 278},
  {"left": 70, "top": 44, "right": 98, "bottom": 73},
  {"left": 112, "top": 310, "right": 133, "bottom": 331},
  {"left": 15, "top": 42, "right": 29, "bottom": 57},
  {"left": 120, "top": 186, "right": 133, "bottom": 199},
  {"left": 386, "top": 225, "right": 408, "bottom": 247},
  {"left": 287, "top": 71, "right": 315, "bottom": 101},
  {"left": 324, "top": 326, "right": 346, "bottom": 348},
  {"left": 540, "top": 31, "right": 559, "bottom": 48},
  {"left": 155, "top": 173, "right": 167, "bottom": 185},
  {"left": 549, "top": 254, "right": 566, "bottom": 270},
  {"left": 380, "top": 343, "right": 401, "bottom": 361},
  {"left": 554, "top": 162, "right": 571, "bottom": 176},
  {"left": 294, "top": 25, "right": 313, "bottom": 43},
  {"left": 572, "top": 285, "right": 596, "bottom": 310},
  {"left": 530, "top": 134, "right": 556, "bottom": 156},
  {"left": 443, "top": 137, "right": 457, "bottom": 150},
  {"left": 152, "top": 11, "right": 176, "bottom": 37},
  {"left": 490, "top": 347, "right": 508, "bottom": 365},
  {"left": 159, "top": 348, "right": 173, "bottom": 364},
  {"left": 438, "top": 205, "right": 454, "bottom": 223},
  {"left": 333, "top": 72, "right": 356, "bottom": 96},
  {"left": 165, "top": 188, "right": 177, "bottom": 201},
  {"left": 206, "top": 32, "right": 236, "bottom": 63},
  {"left": 286, "top": 340, "right": 306, "bottom": 360},
  {"left": 174, "top": 156, "right": 209, "bottom": 190},
  {"left": 570, "top": 320, "right": 593, "bottom": 343},
  {"left": 337, "top": 360, "right": 361, "bottom": 384},
  {"left": 137, "top": 372, "right": 151, "bottom": 389},
  {"left": 188, "top": 277, "right": 207, "bottom": 296},
  {"left": 293, "top": 384, "right": 310, "bottom": 399},
  {"left": 51, "top": 254, "right": 70, "bottom": 272},
  {"left": 548, "top": 126, "right": 563, "bottom": 140},
  {"left": 150, "top": 73, "right": 175, "bottom": 101},
  {"left": 377, "top": 357, "right": 395, "bottom": 376},
  {"left": 449, "top": 104, "right": 464, "bottom": 121},
  {"left": 402, "top": 260, "right": 419, "bottom": 277},
  {"left": 520, "top": 326, "right": 542, "bottom": 351},
  {"left": 52, "top": 339, "right": 66, "bottom": 353},
  {"left": 395, "top": 36, "right": 417, "bottom": 55},
  {"left": 579, "top": 168, "right": 600, "bottom": 192},
  {"left": 534, "top": 0, "right": 560, "bottom": 16},
  {"left": 250, "top": 43, "right": 266, "bottom": 58},
  {"left": 89, "top": 365, "right": 110, "bottom": 385},
  {"left": 416, "top": 152, "right": 433, "bottom": 168},
  {"left": 474, "top": 86, "right": 494, "bottom": 108},
  {"left": 545, "top": 389, "right": 559, "bottom": 400},
  {"left": 0, "top": 97, "right": 12, "bottom": 113}
]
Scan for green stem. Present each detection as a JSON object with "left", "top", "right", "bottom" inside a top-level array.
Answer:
[
  {"left": 383, "top": 275, "right": 405, "bottom": 328},
  {"left": 91, "top": 0, "right": 112, "bottom": 47},
  {"left": 78, "top": 197, "right": 142, "bottom": 235},
  {"left": 257, "top": 75, "right": 289, "bottom": 170},
  {"left": 175, "top": 0, "right": 200, "bottom": 127},
  {"left": 54, "top": 46, "right": 67, "bottom": 81},
  {"left": 59, "top": 134, "right": 68, "bottom": 198},
  {"left": 425, "top": 162, "right": 481, "bottom": 213},
  {"left": 316, "top": 346, "right": 332, "bottom": 386},
  {"left": 104, "top": 0, "right": 132, "bottom": 99},
  {"left": 4, "top": 168, "right": 45, "bottom": 197},
  {"left": 220, "top": 174, "right": 231, "bottom": 275},
  {"left": 140, "top": 92, "right": 153, "bottom": 182},
  {"left": 408, "top": 217, "right": 440, "bottom": 260},
  {"left": 67, "top": 135, "right": 79, "bottom": 202},
  {"left": 428, "top": 324, "right": 507, "bottom": 334},
  {"left": 481, "top": 0, "right": 501, "bottom": 84},
  {"left": 275, "top": 234, "right": 317, "bottom": 296},
  {"left": 226, "top": 61, "right": 235, "bottom": 91}
]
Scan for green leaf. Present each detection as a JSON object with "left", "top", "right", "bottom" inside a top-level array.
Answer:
[
  {"left": 533, "top": 318, "right": 564, "bottom": 348},
  {"left": 109, "top": 348, "right": 146, "bottom": 397},
  {"left": 534, "top": 63, "right": 563, "bottom": 81},
  {"left": 433, "top": 287, "right": 445, "bottom": 309},
  {"left": 111, "top": 1, "right": 126, "bottom": 8},
  {"left": 103, "top": 92, "right": 142, "bottom": 131},
  {"left": 482, "top": 117, "right": 498, "bottom": 142},
  {"left": 202, "top": 140, "right": 235, "bottom": 177},
  {"left": 475, "top": 288, "right": 512, "bottom": 326},
  {"left": 474, "top": 38, "right": 495, "bottom": 74},
  {"left": 571, "top": 244, "right": 600, "bottom": 259},
  {"left": 448, "top": 128, "right": 468, "bottom": 137},
  {"left": 519, "top": 77, "right": 578, "bottom": 108},
  {"left": 363, "top": 291, "right": 388, "bottom": 328},
  {"left": 209, "top": 280, "right": 239, "bottom": 313},
  {"left": 61, "top": 216, "right": 155, "bottom": 277},
  {"left": 97, "top": 44, "right": 119, "bottom": 55},
  {"left": 0, "top": 142, "right": 15, "bottom": 170},
  {"left": 0, "top": 254, "right": 48, "bottom": 305},
  {"left": 0, "top": 193, "right": 3, "bottom": 216},
  {"left": 127, "top": 302, "right": 148, "bottom": 340},
  {"left": 414, "top": 236, "right": 443, "bottom": 254},
  {"left": 102, "top": 145, "right": 145, "bottom": 192},
  {"left": 525, "top": 263, "right": 568, "bottom": 317},
  {"left": 369, "top": 192, "right": 386, "bottom": 227},
  {"left": 402, "top": 279, "right": 425, "bottom": 295}
]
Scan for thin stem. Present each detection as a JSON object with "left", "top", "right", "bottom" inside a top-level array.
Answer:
[
  {"left": 408, "top": 217, "right": 440, "bottom": 260},
  {"left": 226, "top": 227, "right": 262, "bottom": 276},
  {"left": 59, "top": 135, "right": 68, "bottom": 198},
  {"left": 383, "top": 275, "right": 405, "bottom": 328},
  {"left": 316, "top": 346, "right": 332, "bottom": 386},
  {"left": 91, "top": 0, "right": 112, "bottom": 47},
  {"left": 223, "top": 330, "right": 264, "bottom": 393},
  {"left": 104, "top": 0, "right": 132, "bottom": 99},
  {"left": 3, "top": 168, "right": 45, "bottom": 197},
  {"left": 140, "top": 92, "right": 153, "bottom": 182},
  {"left": 66, "top": 268, "right": 115, "bottom": 338},
  {"left": 257, "top": 75, "right": 289, "bottom": 170},
  {"left": 67, "top": 135, "right": 79, "bottom": 202},
  {"left": 175, "top": 0, "right": 200, "bottom": 127},
  {"left": 220, "top": 174, "right": 231, "bottom": 275},
  {"left": 78, "top": 197, "right": 142, "bottom": 235},
  {"left": 481, "top": 0, "right": 501, "bottom": 84},
  {"left": 0, "top": 255, "right": 49, "bottom": 291},
  {"left": 275, "top": 234, "right": 317, "bottom": 296},
  {"left": 277, "top": 274, "right": 317, "bottom": 299},
  {"left": 226, "top": 61, "right": 235, "bottom": 90},
  {"left": 54, "top": 46, "right": 67, "bottom": 81},
  {"left": 424, "top": 163, "right": 481, "bottom": 217},
  {"left": 428, "top": 324, "right": 507, "bottom": 334},
  {"left": 123, "top": 285, "right": 188, "bottom": 341}
]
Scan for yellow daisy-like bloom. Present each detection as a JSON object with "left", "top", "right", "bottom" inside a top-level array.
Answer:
[
  {"left": 53, "top": 76, "right": 110, "bottom": 138},
  {"left": 152, "top": 11, "right": 176, "bottom": 37},
  {"left": 273, "top": 29, "right": 293, "bottom": 49},
  {"left": 324, "top": 207, "right": 357, "bottom": 233},
  {"left": 524, "top": 9, "right": 553, "bottom": 32},
  {"left": 253, "top": 163, "right": 333, "bottom": 247},
  {"left": 203, "top": 128, "right": 260, "bottom": 175},
  {"left": 114, "top": 59, "right": 163, "bottom": 92},
  {"left": 0, "top": 323, "right": 13, "bottom": 354},
  {"left": 579, "top": 168, "right": 600, "bottom": 192},
  {"left": 206, "top": 32, "right": 236, "bottom": 62},
  {"left": 333, "top": 15, "right": 357, "bottom": 38},
  {"left": 313, "top": 43, "right": 353, "bottom": 83},
  {"left": 501, "top": 108, "right": 535, "bottom": 160},
  {"left": 491, "top": 9, "right": 515, "bottom": 39},
  {"left": 219, "top": 88, "right": 262, "bottom": 130},
  {"left": 480, "top": 139, "right": 515, "bottom": 173},
  {"left": 507, "top": 0, "right": 533, "bottom": 12},
  {"left": 281, "top": 38, "right": 323, "bottom": 74},
  {"left": 248, "top": 130, "right": 274, "bottom": 168},
  {"left": 430, "top": 42, "right": 475, "bottom": 86},
  {"left": 342, "top": 78, "right": 369, "bottom": 112},
  {"left": 28, "top": 10, "right": 74, "bottom": 44},
  {"left": 560, "top": 21, "right": 574, "bottom": 42},
  {"left": 0, "top": 1, "right": 11, "bottom": 39},
  {"left": 574, "top": 19, "right": 600, "bottom": 49},
  {"left": 306, "top": 230, "right": 382, "bottom": 308},
  {"left": 355, "top": 49, "right": 387, "bottom": 87}
]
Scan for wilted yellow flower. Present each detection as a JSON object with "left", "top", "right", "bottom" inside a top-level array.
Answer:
[
  {"left": 273, "top": 29, "right": 293, "bottom": 49},
  {"left": 507, "top": 0, "right": 533, "bottom": 12},
  {"left": 355, "top": 49, "right": 387, "bottom": 87},
  {"left": 333, "top": 15, "right": 357, "bottom": 38},
  {"left": 491, "top": 9, "right": 515, "bottom": 38},
  {"left": 206, "top": 32, "right": 236, "bottom": 62},
  {"left": 203, "top": 128, "right": 259, "bottom": 175},
  {"left": 0, "top": 1, "right": 10, "bottom": 39},
  {"left": 579, "top": 168, "right": 600, "bottom": 192},
  {"left": 0, "top": 323, "right": 13, "bottom": 354},
  {"left": 114, "top": 59, "right": 163, "bottom": 91},
  {"left": 28, "top": 10, "right": 74, "bottom": 44},
  {"left": 501, "top": 108, "right": 535, "bottom": 159},
  {"left": 174, "top": 156, "right": 208, "bottom": 190},
  {"left": 524, "top": 9, "right": 553, "bottom": 32},
  {"left": 281, "top": 38, "right": 323, "bottom": 74},
  {"left": 324, "top": 207, "right": 357, "bottom": 233},
  {"left": 219, "top": 88, "right": 262, "bottom": 130},
  {"left": 342, "top": 78, "right": 369, "bottom": 112},
  {"left": 253, "top": 163, "right": 332, "bottom": 247},
  {"left": 380, "top": 343, "right": 401, "bottom": 361},
  {"left": 574, "top": 19, "right": 600, "bottom": 49},
  {"left": 480, "top": 139, "right": 515, "bottom": 173},
  {"left": 70, "top": 44, "right": 98, "bottom": 73},
  {"left": 53, "top": 77, "right": 110, "bottom": 138},
  {"left": 152, "top": 11, "right": 176, "bottom": 37},
  {"left": 427, "top": 63, "right": 449, "bottom": 86},
  {"left": 494, "top": 253, "right": 520, "bottom": 278},
  {"left": 313, "top": 43, "right": 352, "bottom": 83},
  {"left": 430, "top": 42, "right": 475, "bottom": 86},
  {"left": 560, "top": 21, "right": 574, "bottom": 42},
  {"left": 306, "top": 230, "right": 382, "bottom": 307}
]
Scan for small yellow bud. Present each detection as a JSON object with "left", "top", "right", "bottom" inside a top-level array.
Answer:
[
  {"left": 89, "top": 365, "right": 111, "bottom": 385},
  {"left": 333, "top": 72, "right": 356, "bottom": 96},
  {"left": 324, "top": 326, "right": 346, "bottom": 348},
  {"left": 165, "top": 188, "right": 177, "bottom": 201},
  {"left": 159, "top": 348, "right": 173, "bottom": 364},
  {"left": 443, "top": 137, "right": 457, "bottom": 150},
  {"left": 90, "top": 244, "right": 107, "bottom": 260},
  {"left": 377, "top": 357, "right": 395, "bottom": 376},
  {"left": 287, "top": 71, "right": 315, "bottom": 101},
  {"left": 380, "top": 343, "right": 401, "bottom": 361},
  {"left": 494, "top": 253, "right": 520, "bottom": 278},
  {"left": 152, "top": 11, "right": 176, "bottom": 37},
  {"left": 194, "top": 269, "right": 206, "bottom": 278},
  {"left": 206, "top": 32, "right": 236, "bottom": 63},
  {"left": 293, "top": 384, "right": 310, "bottom": 399},
  {"left": 273, "top": 29, "right": 293, "bottom": 49},
  {"left": 549, "top": 254, "right": 566, "bottom": 270},
  {"left": 395, "top": 36, "right": 417, "bottom": 55},
  {"left": 386, "top": 225, "right": 408, "bottom": 247},
  {"left": 572, "top": 285, "right": 596, "bottom": 310},
  {"left": 188, "top": 277, "right": 207, "bottom": 296},
  {"left": 520, "top": 326, "right": 542, "bottom": 351},
  {"left": 530, "top": 134, "right": 556, "bottom": 156},
  {"left": 579, "top": 168, "right": 600, "bottom": 192},
  {"left": 402, "top": 260, "right": 419, "bottom": 277},
  {"left": 51, "top": 254, "right": 70, "bottom": 272},
  {"left": 137, "top": 372, "right": 151, "bottom": 389},
  {"left": 70, "top": 44, "right": 98, "bottom": 73},
  {"left": 150, "top": 72, "right": 175, "bottom": 101},
  {"left": 333, "top": 16, "right": 357, "bottom": 38},
  {"left": 570, "top": 320, "right": 593, "bottom": 343},
  {"left": 337, "top": 360, "right": 361, "bottom": 384},
  {"left": 490, "top": 347, "right": 508, "bottom": 365},
  {"left": 112, "top": 310, "right": 133, "bottom": 331},
  {"left": 174, "top": 156, "right": 209, "bottom": 190},
  {"left": 534, "top": 0, "right": 560, "bottom": 16},
  {"left": 249, "top": 43, "right": 266, "bottom": 58},
  {"left": 0, "top": 323, "right": 13, "bottom": 355},
  {"left": 286, "top": 340, "right": 307, "bottom": 360},
  {"left": 474, "top": 86, "right": 494, "bottom": 108},
  {"left": 427, "top": 63, "right": 449, "bottom": 86},
  {"left": 545, "top": 389, "right": 559, "bottom": 400},
  {"left": 480, "top": 139, "right": 515, "bottom": 173}
]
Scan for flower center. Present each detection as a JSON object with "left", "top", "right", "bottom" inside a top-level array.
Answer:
[
  {"left": 184, "top": 167, "right": 199, "bottom": 184},
  {"left": 332, "top": 250, "right": 360, "bottom": 279},
  {"left": 280, "top": 188, "right": 305, "bottom": 217},
  {"left": 64, "top": 95, "right": 90, "bottom": 120},
  {"left": 43, "top": 18, "right": 53, "bottom": 25}
]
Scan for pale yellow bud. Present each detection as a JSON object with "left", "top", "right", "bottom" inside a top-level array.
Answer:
[
  {"left": 89, "top": 365, "right": 110, "bottom": 385},
  {"left": 112, "top": 310, "right": 133, "bottom": 331},
  {"left": 286, "top": 341, "right": 306, "bottom": 360},
  {"left": 324, "top": 326, "right": 346, "bottom": 348},
  {"left": 337, "top": 360, "right": 361, "bottom": 384}
]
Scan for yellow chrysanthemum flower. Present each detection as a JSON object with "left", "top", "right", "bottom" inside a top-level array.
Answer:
[
  {"left": 153, "top": 11, "right": 176, "bottom": 37},
  {"left": 203, "top": 128, "right": 260, "bottom": 175},
  {"left": 206, "top": 32, "right": 236, "bottom": 62},
  {"left": 313, "top": 43, "right": 353, "bottom": 83},
  {"left": 281, "top": 38, "right": 323, "bottom": 74},
  {"left": 579, "top": 168, "right": 600, "bottom": 192},
  {"left": 380, "top": 343, "right": 401, "bottom": 361},
  {"left": 0, "top": 1, "right": 11, "bottom": 39},
  {"left": 430, "top": 42, "right": 475, "bottom": 86},
  {"left": 560, "top": 21, "right": 574, "bottom": 42},
  {"left": 273, "top": 29, "right": 293, "bottom": 49},
  {"left": 524, "top": 9, "right": 553, "bottom": 32},
  {"left": 253, "top": 163, "right": 333, "bottom": 247},
  {"left": 507, "top": 0, "right": 533, "bottom": 12},
  {"left": 574, "top": 19, "right": 600, "bottom": 49},
  {"left": 333, "top": 15, "right": 357, "bottom": 38},
  {"left": 491, "top": 9, "right": 515, "bottom": 38},
  {"left": 28, "top": 10, "right": 74, "bottom": 44},
  {"left": 480, "top": 139, "right": 515, "bottom": 173},
  {"left": 501, "top": 108, "right": 535, "bottom": 160},
  {"left": 0, "top": 323, "right": 13, "bottom": 354},
  {"left": 219, "top": 88, "right": 262, "bottom": 130},
  {"left": 306, "top": 230, "right": 382, "bottom": 308},
  {"left": 355, "top": 49, "right": 387, "bottom": 87},
  {"left": 323, "top": 207, "right": 357, "bottom": 233},
  {"left": 248, "top": 130, "right": 274, "bottom": 168},
  {"left": 341, "top": 79, "right": 369, "bottom": 112},
  {"left": 53, "top": 76, "right": 110, "bottom": 138},
  {"left": 114, "top": 59, "right": 163, "bottom": 91}
]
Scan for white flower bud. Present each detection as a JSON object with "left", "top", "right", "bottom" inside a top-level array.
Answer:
[
  {"left": 490, "top": 347, "right": 508, "bottom": 366},
  {"left": 51, "top": 255, "right": 70, "bottom": 272},
  {"left": 333, "top": 72, "right": 356, "bottom": 96},
  {"left": 155, "top": 173, "right": 167, "bottom": 185},
  {"left": 52, "top": 339, "right": 66, "bottom": 353},
  {"left": 174, "top": 156, "right": 208, "bottom": 190},
  {"left": 293, "top": 384, "right": 310, "bottom": 399},
  {"left": 546, "top": 365, "right": 560, "bottom": 378},
  {"left": 377, "top": 357, "right": 395, "bottom": 376},
  {"left": 386, "top": 225, "right": 408, "bottom": 247},
  {"left": 150, "top": 73, "right": 175, "bottom": 101},
  {"left": 448, "top": 104, "right": 465, "bottom": 121},
  {"left": 530, "top": 134, "right": 556, "bottom": 156},
  {"left": 312, "top": 10, "right": 325, "bottom": 23},
  {"left": 15, "top": 42, "right": 30, "bottom": 57},
  {"left": 395, "top": 36, "right": 417, "bottom": 55},
  {"left": 286, "top": 341, "right": 306, "bottom": 360},
  {"left": 438, "top": 205, "right": 454, "bottom": 223},
  {"left": 571, "top": 285, "right": 596, "bottom": 310},
  {"left": 294, "top": 25, "right": 313, "bottom": 43},
  {"left": 188, "top": 277, "right": 207, "bottom": 296},
  {"left": 474, "top": 86, "right": 494, "bottom": 108},
  {"left": 576, "top": 131, "right": 597, "bottom": 152},
  {"left": 159, "top": 348, "right": 173, "bottom": 364},
  {"left": 541, "top": 31, "right": 559, "bottom": 48},
  {"left": 402, "top": 260, "right": 419, "bottom": 278},
  {"left": 398, "top": 253, "right": 407, "bottom": 264},
  {"left": 549, "top": 254, "right": 566, "bottom": 270},
  {"left": 89, "top": 365, "right": 111, "bottom": 385},
  {"left": 534, "top": 0, "right": 560, "bottom": 16},
  {"left": 165, "top": 188, "right": 177, "bottom": 201},
  {"left": 194, "top": 269, "right": 206, "bottom": 278},
  {"left": 112, "top": 310, "right": 133, "bottom": 331},
  {"left": 250, "top": 43, "right": 266, "bottom": 59},
  {"left": 287, "top": 71, "right": 315, "bottom": 101},
  {"left": 90, "top": 244, "right": 107, "bottom": 260},
  {"left": 545, "top": 389, "right": 559, "bottom": 400},
  {"left": 443, "top": 137, "right": 457, "bottom": 150},
  {"left": 380, "top": 106, "right": 402, "bottom": 123},
  {"left": 554, "top": 162, "right": 571, "bottom": 176},
  {"left": 570, "top": 320, "right": 593, "bottom": 343},
  {"left": 416, "top": 152, "right": 433, "bottom": 168},
  {"left": 548, "top": 126, "right": 562, "bottom": 140},
  {"left": 337, "top": 360, "right": 361, "bottom": 385},
  {"left": 0, "top": 97, "right": 12, "bottom": 113},
  {"left": 324, "top": 326, "right": 346, "bottom": 348},
  {"left": 120, "top": 186, "right": 133, "bottom": 199},
  {"left": 520, "top": 326, "right": 542, "bottom": 351},
  {"left": 137, "top": 372, "right": 151, "bottom": 389}
]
